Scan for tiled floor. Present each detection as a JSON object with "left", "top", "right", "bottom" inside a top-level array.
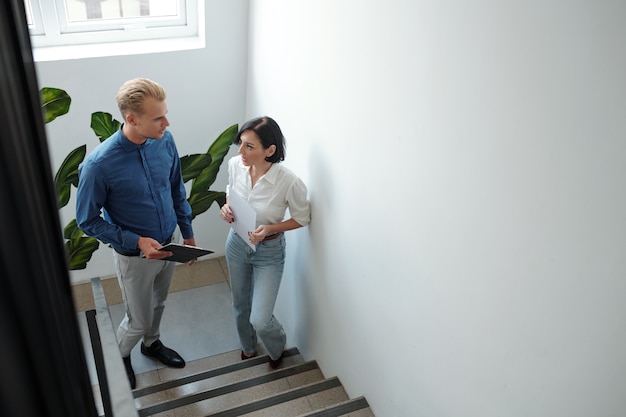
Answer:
[{"left": 76, "top": 278, "right": 241, "bottom": 387}]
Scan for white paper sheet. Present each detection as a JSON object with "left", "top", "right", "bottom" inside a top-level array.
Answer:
[{"left": 228, "top": 188, "right": 257, "bottom": 251}]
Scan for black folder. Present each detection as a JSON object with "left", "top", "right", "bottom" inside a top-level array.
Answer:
[{"left": 158, "top": 243, "right": 213, "bottom": 263}]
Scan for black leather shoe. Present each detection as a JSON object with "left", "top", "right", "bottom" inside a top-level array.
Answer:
[
  {"left": 241, "top": 350, "right": 257, "bottom": 361},
  {"left": 141, "top": 340, "right": 185, "bottom": 368},
  {"left": 122, "top": 356, "right": 136, "bottom": 389},
  {"left": 269, "top": 351, "right": 284, "bottom": 369}
]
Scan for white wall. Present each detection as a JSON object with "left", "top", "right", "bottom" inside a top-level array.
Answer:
[
  {"left": 36, "top": 0, "right": 249, "bottom": 283},
  {"left": 247, "top": 1, "right": 626, "bottom": 416}
]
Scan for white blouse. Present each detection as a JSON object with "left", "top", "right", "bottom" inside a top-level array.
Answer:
[{"left": 227, "top": 155, "right": 311, "bottom": 227}]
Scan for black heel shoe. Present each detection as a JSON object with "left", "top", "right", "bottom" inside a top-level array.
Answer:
[
  {"left": 241, "top": 350, "right": 257, "bottom": 360},
  {"left": 269, "top": 351, "right": 284, "bottom": 369}
]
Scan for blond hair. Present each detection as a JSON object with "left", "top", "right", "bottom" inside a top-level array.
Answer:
[{"left": 116, "top": 78, "right": 166, "bottom": 118}]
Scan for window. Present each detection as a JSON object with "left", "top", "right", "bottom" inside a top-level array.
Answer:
[{"left": 25, "top": 0, "right": 200, "bottom": 53}]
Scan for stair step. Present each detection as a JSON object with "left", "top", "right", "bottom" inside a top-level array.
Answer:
[
  {"left": 297, "top": 396, "right": 373, "bottom": 417},
  {"left": 137, "top": 359, "right": 321, "bottom": 416},
  {"left": 207, "top": 377, "right": 343, "bottom": 417}
]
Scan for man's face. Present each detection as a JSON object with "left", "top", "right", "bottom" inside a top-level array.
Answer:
[{"left": 133, "top": 96, "right": 169, "bottom": 140}]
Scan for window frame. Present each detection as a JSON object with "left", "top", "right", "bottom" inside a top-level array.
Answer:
[{"left": 27, "top": 0, "right": 200, "bottom": 51}]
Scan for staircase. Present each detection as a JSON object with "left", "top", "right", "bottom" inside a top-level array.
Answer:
[{"left": 86, "top": 277, "right": 375, "bottom": 417}]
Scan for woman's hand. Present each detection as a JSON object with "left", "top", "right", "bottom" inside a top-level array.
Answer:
[
  {"left": 220, "top": 203, "right": 234, "bottom": 223},
  {"left": 248, "top": 225, "right": 272, "bottom": 245}
]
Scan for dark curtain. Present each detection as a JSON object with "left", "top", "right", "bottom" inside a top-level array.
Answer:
[{"left": 0, "top": 1, "right": 97, "bottom": 416}]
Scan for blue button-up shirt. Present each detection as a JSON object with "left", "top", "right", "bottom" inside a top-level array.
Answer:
[{"left": 76, "top": 128, "right": 193, "bottom": 253}]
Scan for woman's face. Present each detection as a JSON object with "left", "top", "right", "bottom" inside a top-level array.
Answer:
[{"left": 238, "top": 130, "right": 275, "bottom": 166}]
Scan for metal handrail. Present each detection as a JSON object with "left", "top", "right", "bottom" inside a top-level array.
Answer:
[{"left": 90, "top": 277, "right": 139, "bottom": 417}]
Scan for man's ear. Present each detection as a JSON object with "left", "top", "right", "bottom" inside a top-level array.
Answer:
[{"left": 125, "top": 112, "right": 136, "bottom": 126}]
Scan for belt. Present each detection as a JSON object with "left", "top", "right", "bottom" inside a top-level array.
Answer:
[
  {"left": 262, "top": 232, "right": 283, "bottom": 242},
  {"left": 114, "top": 248, "right": 141, "bottom": 257},
  {"left": 114, "top": 234, "right": 174, "bottom": 257}
]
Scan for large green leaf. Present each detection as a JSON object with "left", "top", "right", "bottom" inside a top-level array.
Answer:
[
  {"left": 63, "top": 219, "right": 82, "bottom": 240},
  {"left": 188, "top": 190, "right": 226, "bottom": 219},
  {"left": 54, "top": 144, "right": 86, "bottom": 208},
  {"left": 65, "top": 237, "right": 100, "bottom": 270},
  {"left": 64, "top": 219, "right": 100, "bottom": 270},
  {"left": 190, "top": 124, "right": 237, "bottom": 196},
  {"left": 180, "top": 154, "right": 212, "bottom": 183},
  {"left": 91, "top": 111, "right": 121, "bottom": 142},
  {"left": 41, "top": 87, "right": 71, "bottom": 124}
]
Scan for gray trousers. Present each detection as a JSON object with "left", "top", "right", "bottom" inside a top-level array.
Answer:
[{"left": 113, "top": 230, "right": 179, "bottom": 357}]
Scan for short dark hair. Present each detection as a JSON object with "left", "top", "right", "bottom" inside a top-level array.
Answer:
[{"left": 233, "top": 116, "right": 286, "bottom": 163}]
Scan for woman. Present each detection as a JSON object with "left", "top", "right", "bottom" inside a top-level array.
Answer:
[{"left": 220, "top": 116, "right": 311, "bottom": 368}]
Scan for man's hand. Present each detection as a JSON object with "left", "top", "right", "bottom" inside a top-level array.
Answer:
[
  {"left": 183, "top": 237, "right": 197, "bottom": 265},
  {"left": 137, "top": 236, "right": 173, "bottom": 260}
]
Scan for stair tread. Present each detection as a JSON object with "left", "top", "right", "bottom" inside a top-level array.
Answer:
[
  {"left": 138, "top": 370, "right": 323, "bottom": 415},
  {"left": 297, "top": 397, "right": 374, "bottom": 417},
  {"left": 137, "top": 360, "right": 327, "bottom": 416},
  {"left": 202, "top": 377, "right": 346, "bottom": 417}
]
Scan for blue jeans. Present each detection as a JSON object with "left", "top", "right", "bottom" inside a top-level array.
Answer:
[{"left": 225, "top": 229, "right": 287, "bottom": 360}]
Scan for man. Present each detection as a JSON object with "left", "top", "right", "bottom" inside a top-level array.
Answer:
[{"left": 76, "top": 78, "right": 195, "bottom": 389}]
